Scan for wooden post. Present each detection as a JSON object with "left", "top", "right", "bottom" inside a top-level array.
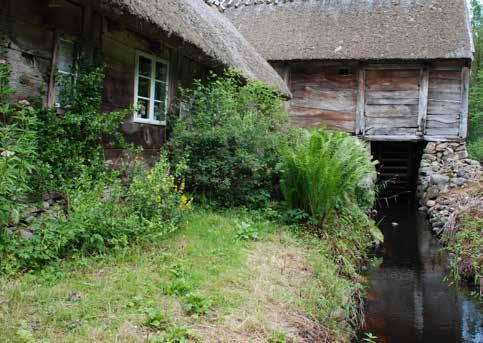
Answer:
[
  {"left": 459, "top": 66, "right": 470, "bottom": 139},
  {"left": 417, "top": 65, "right": 429, "bottom": 135},
  {"left": 355, "top": 66, "right": 365, "bottom": 136},
  {"left": 47, "top": 30, "right": 59, "bottom": 108}
]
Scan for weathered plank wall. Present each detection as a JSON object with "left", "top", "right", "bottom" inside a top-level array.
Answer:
[
  {"left": 363, "top": 68, "right": 420, "bottom": 136},
  {"left": 426, "top": 68, "right": 463, "bottom": 137},
  {"left": 285, "top": 61, "right": 358, "bottom": 132},
  {"left": 275, "top": 60, "right": 468, "bottom": 141}
]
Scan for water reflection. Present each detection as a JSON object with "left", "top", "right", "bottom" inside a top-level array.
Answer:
[{"left": 363, "top": 202, "right": 482, "bottom": 342}]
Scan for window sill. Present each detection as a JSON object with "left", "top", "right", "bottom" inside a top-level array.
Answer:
[{"left": 132, "top": 118, "right": 166, "bottom": 126}]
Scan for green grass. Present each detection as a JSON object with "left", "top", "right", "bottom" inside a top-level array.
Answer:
[{"left": 0, "top": 209, "right": 368, "bottom": 342}]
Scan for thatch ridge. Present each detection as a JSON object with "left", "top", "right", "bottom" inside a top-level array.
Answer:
[
  {"left": 99, "top": 0, "right": 291, "bottom": 96},
  {"left": 222, "top": 0, "right": 473, "bottom": 61}
]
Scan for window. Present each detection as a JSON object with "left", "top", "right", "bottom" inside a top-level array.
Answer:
[
  {"left": 338, "top": 68, "right": 352, "bottom": 76},
  {"left": 54, "top": 38, "right": 76, "bottom": 107},
  {"left": 134, "top": 52, "right": 169, "bottom": 125}
]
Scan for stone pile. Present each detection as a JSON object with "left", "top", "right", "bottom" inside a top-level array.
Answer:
[
  {"left": 5, "top": 192, "right": 65, "bottom": 239},
  {"left": 417, "top": 142, "right": 481, "bottom": 232}
]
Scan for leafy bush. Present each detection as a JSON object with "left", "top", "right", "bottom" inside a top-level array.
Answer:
[
  {"left": 235, "top": 220, "right": 260, "bottom": 241},
  {"left": 443, "top": 204, "right": 482, "bottom": 285},
  {"left": 37, "top": 62, "right": 130, "bottom": 187},
  {"left": 0, "top": 156, "right": 191, "bottom": 273},
  {"left": 468, "top": 69, "right": 483, "bottom": 161},
  {"left": 279, "top": 129, "right": 376, "bottom": 235},
  {"left": 168, "top": 70, "right": 288, "bottom": 207},
  {"left": 0, "top": 61, "right": 39, "bottom": 227}
]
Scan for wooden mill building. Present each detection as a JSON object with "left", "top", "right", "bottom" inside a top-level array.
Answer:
[{"left": 210, "top": 0, "right": 473, "bottom": 143}]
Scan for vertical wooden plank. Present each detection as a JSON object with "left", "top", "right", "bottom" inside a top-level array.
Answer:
[
  {"left": 47, "top": 30, "right": 59, "bottom": 108},
  {"left": 355, "top": 65, "right": 365, "bottom": 135},
  {"left": 459, "top": 66, "right": 470, "bottom": 139},
  {"left": 417, "top": 65, "right": 429, "bottom": 135}
]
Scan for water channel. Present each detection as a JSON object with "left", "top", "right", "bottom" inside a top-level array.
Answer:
[{"left": 363, "top": 200, "right": 482, "bottom": 342}]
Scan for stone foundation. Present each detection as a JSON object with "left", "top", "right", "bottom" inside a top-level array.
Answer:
[{"left": 416, "top": 141, "right": 481, "bottom": 232}]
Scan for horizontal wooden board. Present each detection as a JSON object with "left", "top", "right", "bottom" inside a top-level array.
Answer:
[
  {"left": 365, "top": 71, "right": 420, "bottom": 91},
  {"left": 290, "top": 115, "right": 355, "bottom": 131},
  {"left": 365, "top": 117, "right": 418, "bottom": 128},
  {"left": 366, "top": 98, "right": 419, "bottom": 105},
  {"left": 364, "top": 127, "right": 417, "bottom": 135},
  {"left": 427, "top": 100, "right": 462, "bottom": 115},
  {"left": 425, "top": 127, "right": 460, "bottom": 136},
  {"left": 428, "top": 90, "right": 463, "bottom": 102},
  {"left": 365, "top": 104, "right": 418, "bottom": 117},
  {"left": 366, "top": 90, "right": 420, "bottom": 99}
]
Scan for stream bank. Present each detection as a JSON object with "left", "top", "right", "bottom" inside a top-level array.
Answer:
[{"left": 363, "top": 200, "right": 482, "bottom": 342}]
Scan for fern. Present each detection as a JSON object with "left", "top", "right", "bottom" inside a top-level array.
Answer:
[{"left": 280, "top": 129, "right": 376, "bottom": 234}]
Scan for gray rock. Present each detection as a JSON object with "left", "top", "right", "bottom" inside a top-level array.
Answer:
[
  {"left": 431, "top": 174, "right": 449, "bottom": 185},
  {"left": 457, "top": 150, "right": 468, "bottom": 159},
  {"left": 422, "top": 154, "right": 437, "bottom": 161},
  {"left": 20, "top": 229, "right": 33, "bottom": 239},
  {"left": 426, "top": 186, "right": 439, "bottom": 200},
  {"left": 426, "top": 200, "right": 436, "bottom": 208},
  {"left": 42, "top": 201, "right": 50, "bottom": 210}
]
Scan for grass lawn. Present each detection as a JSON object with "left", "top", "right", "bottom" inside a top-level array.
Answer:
[{"left": 0, "top": 209, "right": 363, "bottom": 342}]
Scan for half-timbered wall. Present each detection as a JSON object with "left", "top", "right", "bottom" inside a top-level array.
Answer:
[{"left": 277, "top": 61, "right": 469, "bottom": 142}]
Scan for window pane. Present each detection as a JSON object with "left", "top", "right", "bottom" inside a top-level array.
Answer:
[
  {"left": 154, "top": 101, "right": 166, "bottom": 122},
  {"left": 138, "top": 77, "right": 150, "bottom": 98},
  {"left": 155, "top": 81, "right": 167, "bottom": 101},
  {"left": 156, "top": 62, "right": 167, "bottom": 81},
  {"left": 136, "top": 99, "right": 150, "bottom": 119},
  {"left": 57, "top": 40, "right": 75, "bottom": 73},
  {"left": 138, "top": 56, "right": 151, "bottom": 77}
]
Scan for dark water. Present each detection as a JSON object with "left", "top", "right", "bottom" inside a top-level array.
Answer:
[{"left": 363, "top": 201, "right": 482, "bottom": 343}]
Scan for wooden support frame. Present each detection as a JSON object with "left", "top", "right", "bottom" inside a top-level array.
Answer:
[
  {"left": 459, "top": 66, "right": 470, "bottom": 139},
  {"left": 355, "top": 66, "right": 365, "bottom": 135},
  {"left": 47, "top": 30, "right": 59, "bottom": 108},
  {"left": 417, "top": 65, "right": 429, "bottom": 135}
]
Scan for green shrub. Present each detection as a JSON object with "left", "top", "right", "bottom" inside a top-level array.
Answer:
[
  {"left": 168, "top": 69, "right": 288, "bottom": 207},
  {"left": 0, "top": 61, "right": 39, "bottom": 227},
  {"left": 468, "top": 69, "right": 483, "bottom": 161},
  {"left": 37, "top": 62, "right": 130, "bottom": 187},
  {"left": 0, "top": 156, "right": 190, "bottom": 273},
  {"left": 279, "top": 129, "right": 376, "bottom": 235},
  {"left": 443, "top": 206, "right": 483, "bottom": 285},
  {"left": 183, "top": 292, "right": 212, "bottom": 316}
]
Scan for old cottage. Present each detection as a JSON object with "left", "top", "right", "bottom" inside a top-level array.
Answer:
[{"left": 0, "top": 0, "right": 289, "bottom": 158}]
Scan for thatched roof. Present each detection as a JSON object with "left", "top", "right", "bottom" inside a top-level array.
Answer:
[
  {"left": 218, "top": 0, "right": 473, "bottom": 61},
  {"left": 97, "top": 0, "right": 291, "bottom": 96}
]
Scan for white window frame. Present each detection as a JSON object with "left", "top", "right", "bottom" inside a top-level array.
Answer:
[{"left": 133, "top": 51, "right": 169, "bottom": 126}]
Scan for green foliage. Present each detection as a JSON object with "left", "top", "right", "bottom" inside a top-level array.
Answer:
[
  {"left": 468, "top": 69, "right": 483, "bottom": 160},
  {"left": 443, "top": 208, "right": 483, "bottom": 285},
  {"left": 168, "top": 69, "right": 288, "bottom": 207},
  {"left": 469, "top": 1, "right": 483, "bottom": 161},
  {"left": 279, "top": 129, "right": 376, "bottom": 233},
  {"left": 145, "top": 308, "right": 170, "bottom": 330},
  {"left": 1, "top": 156, "right": 190, "bottom": 274},
  {"left": 235, "top": 220, "right": 260, "bottom": 241},
  {"left": 183, "top": 292, "right": 212, "bottom": 316},
  {"left": 37, "top": 63, "right": 130, "bottom": 186},
  {"left": 0, "top": 62, "right": 39, "bottom": 227}
]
